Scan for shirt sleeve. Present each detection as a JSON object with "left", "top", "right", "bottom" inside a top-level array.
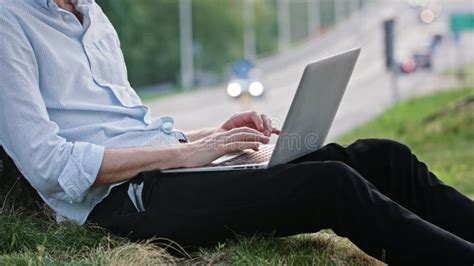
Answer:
[{"left": 0, "top": 9, "right": 105, "bottom": 203}]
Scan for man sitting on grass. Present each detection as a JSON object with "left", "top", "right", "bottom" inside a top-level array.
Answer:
[{"left": 0, "top": 0, "right": 472, "bottom": 264}]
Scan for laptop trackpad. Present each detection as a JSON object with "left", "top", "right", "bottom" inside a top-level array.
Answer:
[{"left": 211, "top": 151, "right": 245, "bottom": 165}]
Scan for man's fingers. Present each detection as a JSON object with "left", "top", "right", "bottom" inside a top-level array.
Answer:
[
  {"left": 225, "top": 126, "right": 265, "bottom": 136},
  {"left": 222, "top": 111, "right": 279, "bottom": 135},
  {"left": 227, "top": 132, "right": 270, "bottom": 144},
  {"left": 249, "top": 111, "right": 264, "bottom": 131},
  {"left": 261, "top": 114, "right": 274, "bottom": 136},
  {"left": 261, "top": 114, "right": 281, "bottom": 136}
]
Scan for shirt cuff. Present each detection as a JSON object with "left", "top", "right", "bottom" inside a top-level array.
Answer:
[{"left": 57, "top": 142, "right": 105, "bottom": 203}]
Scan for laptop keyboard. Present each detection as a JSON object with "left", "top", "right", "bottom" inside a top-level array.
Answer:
[{"left": 216, "top": 145, "right": 274, "bottom": 166}]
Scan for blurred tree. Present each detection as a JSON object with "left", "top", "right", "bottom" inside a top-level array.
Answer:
[
  {"left": 320, "top": 0, "right": 336, "bottom": 28},
  {"left": 97, "top": 0, "right": 368, "bottom": 89},
  {"left": 98, "top": 0, "right": 180, "bottom": 87},
  {"left": 98, "top": 0, "right": 280, "bottom": 88},
  {"left": 290, "top": 0, "right": 308, "bottom": 43},
  {"left": 254, "top": 0, "right": 279, "bottom": 56},
  {"left": 192, "top": 0, "right": 243, "bottom": 82}
]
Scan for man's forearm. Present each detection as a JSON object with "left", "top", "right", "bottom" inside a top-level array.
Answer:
[
  {"left": 94, "top": 145, "right": 189, "bottom": 186},
  {"left": 94, "top": 125, "right": 271, "bottom": 186}
]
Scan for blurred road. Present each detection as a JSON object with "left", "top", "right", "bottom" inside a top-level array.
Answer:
[{"left": 147, "top": 0, "right": 474, "bottom": 143}]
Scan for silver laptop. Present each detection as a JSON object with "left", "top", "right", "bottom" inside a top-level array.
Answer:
[{"left": 163, "top": 48, "right": 361, "bottom": 173}]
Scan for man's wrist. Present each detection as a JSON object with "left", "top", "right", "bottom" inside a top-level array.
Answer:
[
  {"left": 169, "top": 143, "right": 198, "bottom": 169},
  {"left": 168, "top": 145, "right": 190, "bottom": 169}
]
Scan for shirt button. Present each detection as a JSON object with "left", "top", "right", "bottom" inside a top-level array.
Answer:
[{"left": 162, "top": 122, "right": 173, "bottom": 133}]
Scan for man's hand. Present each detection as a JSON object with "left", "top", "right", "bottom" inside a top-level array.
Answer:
[
  {"left": 221, "top": 111, "right": 281, "bottom": 137},
  {"left": 178, "top": 127, "right": 270, "bottom": 168},
  {"left": 95, "top": 117, "right": 275, "bottom": 185}
]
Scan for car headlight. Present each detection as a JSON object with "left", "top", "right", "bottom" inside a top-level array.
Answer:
[
  {"left": 249, "top": 81, "right": 264, "bottom": 97},
  {"left": 420, "top": 8, "right": 435, "bottom": 24},
  {"left": 227, "top": 82, "right": 242, "bottom": 97}
]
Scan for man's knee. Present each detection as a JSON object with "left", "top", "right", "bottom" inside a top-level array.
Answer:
[{"left": 351, "top": 138, "right": 412, "bottom": 160}]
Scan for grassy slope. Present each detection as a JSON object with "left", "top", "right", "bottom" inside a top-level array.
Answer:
[
  {"left": 338, "top": 87, "right": 474, "bottom": 195},
  {"left": 1, "top": 88, "right": 473, "bottom": 265}
]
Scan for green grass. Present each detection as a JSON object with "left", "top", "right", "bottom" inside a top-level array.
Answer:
[
  {"left": 338, "top": 87, "right": 474, "bottom": 195},
  {"left": 465, "top": 63, "right": 474, "bottom": 88},
  {"left": 0, "top": 212, "right": 375, "bottom": 265},
  {"left": 1, "top": 87, "right": 473, "bottom": 265},
  {"left": 0, "top": 211, "right": 176, "bottom": 265},
  {"left": 445, "top": 62, "right": 474, "bottom": 88}
]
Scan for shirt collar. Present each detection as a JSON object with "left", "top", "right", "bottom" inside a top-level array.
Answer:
[{"left": 34, "top": 0, "right": 94, "bottom": 11}]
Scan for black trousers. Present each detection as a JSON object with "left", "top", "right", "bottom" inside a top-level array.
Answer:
[{"left": 88, "top": 139, "right": 474, "bottom": 265}]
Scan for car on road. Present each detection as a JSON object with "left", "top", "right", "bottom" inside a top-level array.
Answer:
[
  {"left": 400, "top": 45, "right": 433, "bottom": 74},
  {"left": 227, "top": 78, "right": 265, "bottom": 98},
  {"left": 400, "top": 34, "right": 444, "bottom": 74},
  {"left": 226, "top": 58, "right": 265, "bottom": 99}
]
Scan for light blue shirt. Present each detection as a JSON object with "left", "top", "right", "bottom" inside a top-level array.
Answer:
[{"left": 0, "top": 0, "right": 186, "bottom": 224}]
